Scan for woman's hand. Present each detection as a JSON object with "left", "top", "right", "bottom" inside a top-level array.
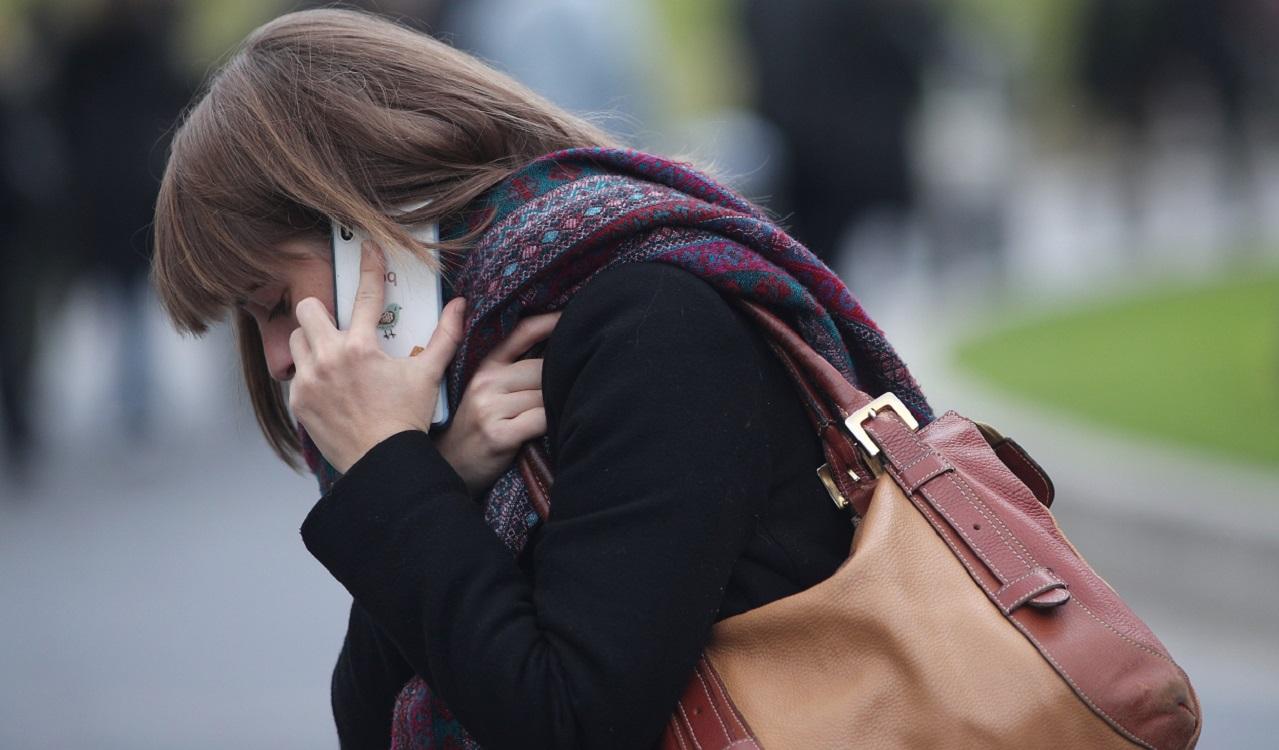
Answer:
[
  {"left": 433, "top": 310, "right": 561, "bottom": 497},
  {"left": 289, "top": 241, "right": 467, "bottom": 474}
]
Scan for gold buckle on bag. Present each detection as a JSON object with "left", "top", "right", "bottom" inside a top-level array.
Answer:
[
  {"left": 816, "top": 464, "right": 862, "bottom": 510},
  {"left": 845, "top": 393, "right": 919, "bottom": 457}
]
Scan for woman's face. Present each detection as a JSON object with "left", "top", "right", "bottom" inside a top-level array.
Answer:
[{"left": 240, "top": 236, "right": 334, "bottom": 382}]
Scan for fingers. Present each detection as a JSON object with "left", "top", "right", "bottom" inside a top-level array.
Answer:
[
  {"left": 503, "top": 358, "right": 545, "bottom": 392},
  {"left": 474, "top": 357, "right": 543, "bottom": 393},
  {"left": 487, "top": 311, "right": 562, "bottom": 365},
  {"left": 288, "top": 325, "right": 313, "bottom": 368},
  {"left": 412, "top": 296, "right": 468, "bottom": 380},
  {"left": 295, "top": 296, "right": 337, "bottom": 347},
  {"left": 502, "top": 406, "right": 547, "bottom": 443},
  {"left": 349, "top": 241, "right": 387, "bottom": 335},
  {"left": 492, "top": 389, "right": 543, "bottom": 420}
]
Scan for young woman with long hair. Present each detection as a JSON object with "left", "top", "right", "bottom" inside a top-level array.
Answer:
[{"left": 152, "top": 9, "right": 929, "bottom": 748}]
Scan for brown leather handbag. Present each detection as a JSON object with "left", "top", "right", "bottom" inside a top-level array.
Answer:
[{"left": 518, "top": 300, "right": 1201, "bottom": 749}]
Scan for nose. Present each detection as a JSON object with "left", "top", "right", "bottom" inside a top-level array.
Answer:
[{"left": 263, "top": 326, "right": 296, "bottom": 382}]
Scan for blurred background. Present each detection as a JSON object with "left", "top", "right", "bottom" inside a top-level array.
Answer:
[{"left": 1, "top": 0, "right": 1276, "bottom": 747}]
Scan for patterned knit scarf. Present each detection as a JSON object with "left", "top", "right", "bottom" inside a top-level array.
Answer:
[{"left": 302, "top": 148, "right": 931, "bottom": 748}]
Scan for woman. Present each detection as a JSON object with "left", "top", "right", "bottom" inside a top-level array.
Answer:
[{"left": 151, "top": 9, "right": 929, "bottom": 749}]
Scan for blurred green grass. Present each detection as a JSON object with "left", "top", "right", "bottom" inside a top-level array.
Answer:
[{"left": 955, "top": 269, "right": 1279, "bottom": 467}]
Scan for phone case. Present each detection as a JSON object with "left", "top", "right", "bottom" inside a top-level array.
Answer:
[{"left": 331, "top": 206, "right": 450, "bottom": 425}]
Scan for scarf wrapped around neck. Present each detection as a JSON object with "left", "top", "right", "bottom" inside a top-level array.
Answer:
[{"left": 302, "top": 148, "right": 931, "bottom": 748}]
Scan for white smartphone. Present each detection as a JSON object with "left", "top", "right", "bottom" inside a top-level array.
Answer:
[{"left": 331, "top": 202, "right": 450, "bottom": 425}]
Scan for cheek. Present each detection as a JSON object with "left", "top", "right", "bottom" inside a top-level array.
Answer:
[{"left": 297, "top": 264, "right": 336, "bottom": 318}]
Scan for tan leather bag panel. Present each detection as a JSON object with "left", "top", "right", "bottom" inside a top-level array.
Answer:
[{"left": 705, "top": 476, "right": 1138, "bottom": 749}]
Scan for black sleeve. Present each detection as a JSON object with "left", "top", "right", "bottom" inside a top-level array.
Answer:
[
  {"left": 302, "top": 262, "right": 774, "bottom": 749},
  {"left": 329, "top": 600, "right": 416, "bottom": 747}
]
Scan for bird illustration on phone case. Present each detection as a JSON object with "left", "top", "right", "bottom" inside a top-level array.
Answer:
[{"left": 377, "top": 303, "right": 401, "bottom": 338}]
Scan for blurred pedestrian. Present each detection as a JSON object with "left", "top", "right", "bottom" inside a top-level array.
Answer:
[
  {"left": 0, "top": 6, "right": 70, "bottom": 482},
  {"left": 742, "top": 0, "right": 939, "bottom": 266},
  {"left": 0, "top": 91, "right": 36, "bottom": 480},
  {"left": 1076, "top": 0, "right": 1268, "bottom": 245},
  {"left": 1078, "top": 0, "right": 1250, "bottom": 134},
  {"left": 53, "top": 0, "right": 190, "bottom": 437}
]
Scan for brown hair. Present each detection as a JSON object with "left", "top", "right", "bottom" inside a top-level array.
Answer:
[{"left": 152, "top": 8, "right": 617, "bottom": 468}]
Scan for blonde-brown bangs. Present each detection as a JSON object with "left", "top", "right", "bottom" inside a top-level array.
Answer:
[{"left": 154, "top": 186, "right": 326, "bottom": 337}]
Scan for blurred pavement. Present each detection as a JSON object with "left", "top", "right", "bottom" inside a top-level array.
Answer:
[{"left": 0, "top": 304, "right": 348, "bottom": 749}]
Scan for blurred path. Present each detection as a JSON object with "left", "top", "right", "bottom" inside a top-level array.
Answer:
[
  {"left": 855, "top": 253, "right": 1279, "bottom": 750},
  {"left": 0, "top": 401, "right": 347, "bottom": 749}
]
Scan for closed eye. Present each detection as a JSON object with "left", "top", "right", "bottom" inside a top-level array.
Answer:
[{"left": 267, "top": 294, "right": 290, "bottom": 322}]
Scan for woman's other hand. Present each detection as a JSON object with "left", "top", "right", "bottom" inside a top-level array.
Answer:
[
  {"left": 289, "top": 241, "right": 467, "bottom": 474},
  {"left": 433, "top": 310, "right": 561, "bottom": 497}
]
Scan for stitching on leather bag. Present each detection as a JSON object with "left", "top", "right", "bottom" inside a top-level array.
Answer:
[
  {"left": 1011, "top": 618, "right": 1157, "bottom": 750},
  {"left": 897, "top": 447, "right": 943, "bottom": 473},
  {"left": 995, "top": 568, "right": 1061, "bottom": 610},
  {"left": 870, "top": 417, "right": 1039, "bottom": 572},
  {"left": 871, "top": 429, "right": 1023, "bottom": 582},
  {"left": 939, "top": 428, "right": 1046, "bottom": 564},
  {"left": 905, "top": 491, "right": 1003, "bottom": 603},
  {"left": 529, "top": 460, "right": 550, "bottom": 497},
  {"left": 1068, "top": 596, "right": 1176, "bottom": 665},
  {"left": 1003, "top": 582, "right": 1058, "bottom": 613},
  {"left": 917, "top": 479, "right": 1011, "bottom": 582},
  {"left": 702, "top": 658, "right": 750, "bottom": 737},
  {"left": 864, "top": 421, "right": 918, "bottom": 471},
  {"left": 670, "top": 713, "right": 692, "bottom": 750},
  {"left": 693, "top": 664, "right": 735, "bottom": 741},
  {"left": 1001, "top": 567, "right": 1050, "bottom": 589},
  {"left": 871, "top": 423, "right": 1029, "bottom": 575},
  {"left": 520, "top": 453, "right": 552, "bottom": 511},
  {"left": 930, "top": 455, "right": 1038, "bottom": 574},
  {"left": 944, "top": 465, "right": 1037, "bottom": 570},
  {"left": 676, "top": 699, "right": 703, "bottom": 750},
  {"left": 672, "top": 714, "right": 692, "bottom": 750},
  {"left": 721, "top": 741, "right": 759, "bottom": 749}
]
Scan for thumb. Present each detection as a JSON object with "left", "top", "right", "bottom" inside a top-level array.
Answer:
[{"left": 413, "top": 297, "right": 467, "bottom": 381}]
